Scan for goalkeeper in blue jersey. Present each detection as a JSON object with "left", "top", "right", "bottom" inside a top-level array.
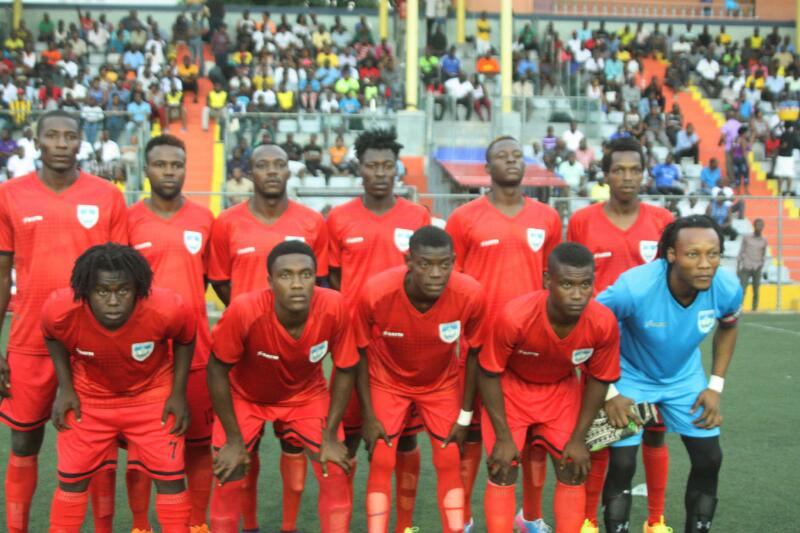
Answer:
[{"left": 596, "top": 215, "right": 743, "bottom": 533}]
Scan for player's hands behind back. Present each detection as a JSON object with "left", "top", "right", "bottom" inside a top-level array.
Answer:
[
  {"left": 52, "top": 387, "right": 81, "bottom": 431},
  {"left": 691, "top": 389, "right": 722, "bottom": 429},
  {"left": 605, "top": 394, "right": 643, "bottom": 428}
]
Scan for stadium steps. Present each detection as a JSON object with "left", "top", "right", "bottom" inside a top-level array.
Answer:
[{"left": 642, "top": 58, "right": 800, "bottom": 281}]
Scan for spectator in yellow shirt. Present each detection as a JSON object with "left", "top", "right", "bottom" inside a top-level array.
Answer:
[
  {"left": 317, "top": 46, "right": 339, "bottom": 68},
  {"left": 277, "top": 82, "right": 296, "bottom": 112},
  {"left": 749, "top": 28, "right": 763, "bottom": 50},
  {"left": 476, "top": 11, "right": 492, "bottom": 54}
]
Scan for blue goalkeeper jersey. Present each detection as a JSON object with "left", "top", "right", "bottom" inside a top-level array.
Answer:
[{"left": 596, "top": 259, "right": 742, "bottom": 385}]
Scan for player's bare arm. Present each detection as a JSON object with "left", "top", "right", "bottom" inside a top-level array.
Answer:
[
  {"left": 328, "top": 267, "right": 342, "bottom": 291},
  {"left": 207, "top": 354, "right": 250, "bottom": 482},
  {"left": 443, "top": 346, "right": 481, "bottom": 451},
  {"left": 561, "top": 375, "right": 609, "bottom": 483},
  {"left": 356, "top": 347, "right": 390, "bottom": 458},
  {"left": 162, "top": 338, "right": 195, "bottom": 436},
  {"left": 478, "top": 366, "right": 519, "bottom": 483},
  {"left": 692, "top": 321, "right": 738, "bottom": 429},
  {"left": 0, "top": 253, "right": 12, "bottom": 396},
  {"left": 317, "top": 362, "right": 357, "bottom": 476},
  {"left": 211, "top": 280, "right": 231, "bottom": 306},
  {"left": 46, "top": 338, "right": 81, "bottom": 431}
]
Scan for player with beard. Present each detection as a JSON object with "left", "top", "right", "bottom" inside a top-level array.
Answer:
[
  {"left": 446, "top": 136, "right": 561, "bottom": 532},
  {"left": 0, "top": 110, "right": 128, "bottom": 533},
  {"left": 125, "top": 135, "right": 216, "bottom": 533},
  {"left": 567, "top": 136, "right": 673, "bottom": 533},
  {"left": 208, "top": 144, "right": 329, "bottom": 533},
  {"left": 597, "top": 216, "right": 742, "bottom": 533}
]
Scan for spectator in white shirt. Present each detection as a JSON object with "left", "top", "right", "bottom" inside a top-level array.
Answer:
[
  {"left": 93, "top": 130, "right": 121, "bottom": 162},
  {"left": 81, "top": 96, "right": 105, "bottom": 145},
  {"left": 17, "top": 128, "right": 37, "bottom": 162},
  {"left": 62, "top": 77, "right": 87, "bottom": 103},
  {"left": 7, "top": 147, "right": 36, "bottom": 178},
  {"left": 87, "top": 21, "right": 110, "bottom": 50},
  {"left": 696, "top": 50, "right": 721, "bottom": 97},
  {"left": 443, "top": 72, "right": 473, "bottom": 120},
  {"left": 557, "top": 151, "right": 586, "bottom": 195},
  {"left": 319, "top": 90, "right": 339, "bottom": 113},
  {"left": 562, "top": 121, "right": 585, "bottom": 152}
]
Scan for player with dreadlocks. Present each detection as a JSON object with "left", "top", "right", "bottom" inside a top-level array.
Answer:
[
  {"left": 597, "top": 215, "right": 742, "bottom": 533},
  {"left": 326, "top": 128, "right": 431, "bottom": 530},
  {"left": 42, "top": 243, "right": 197, "bottom": 532}
]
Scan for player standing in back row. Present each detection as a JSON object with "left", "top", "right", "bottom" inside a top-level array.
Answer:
[
  {"left": 327, "top": 128, "right": 431, "bottom": 530},
  {"left": 128, "top": 135, "right": 216, "bottom": 533},
  {"left": 0, "top": 110, "right": 128, "bottom": 533},
  {"left": 446, "top": 135, "right": 561, "bottom": 532},
  {"left": 567, "top": 136, "right": 673, "bottom": 533},
  {"left": 207, "top": 143, "right": 329, "bottom": 533},
  {"left": 597, "top": 216, "right": 742, "bottom": 533}
]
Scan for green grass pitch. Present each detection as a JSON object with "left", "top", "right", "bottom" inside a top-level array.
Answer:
[{"left": 0, "top": 313, "right": 797, "bottom": 531}]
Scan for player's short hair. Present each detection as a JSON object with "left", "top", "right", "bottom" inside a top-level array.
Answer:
[
  {"left": 354, "top": 127, "right": 403, "bottom": 161},
  {"left": 408, "top": 225, "right": 453, "bottom": 254},
  {"left": 70, "top": 243, "right": 152, "bottom": 303},
  {"left": 144, "top": 134, "right": 186, "bottom": 163},
  {"left": 267, "top": 240, "right": 317, "bottom": 275},
  {"left": 547, "top": 242, "right": 595, "bottom": 273},
  {"left": 36, "top": 109, "right": 81, "bottom": 137},
  {"left": 601, "top": 136, "right": 646, "bottom": 173},
  {"left": 485, "top": 135, "right": 519, "bottom": 162},
  {"left": 658, "top": 215, "right": 725, "bottom": 258}
]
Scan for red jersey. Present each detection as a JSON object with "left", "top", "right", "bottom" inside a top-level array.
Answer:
[
  {"left": 128, "top": 200, "right": 214, "bottom": 369},
  {"left": 480, "top": 290, "right": 620, "bottom": 385},
  {"left": 211, "top": 287, "right": 358, "bottom": 406},
  {"left": 41, "top": 287, "right": 196, "bottom": 408},
  {"left": 354, "top": 267, "right": 486, "bottom": 394},
  {"left": 327, "top": 197, "right": 431, "bottom": 306},
  {"left": 208, "top": 201, "right": 328, "bottom": 301},
  {"left": 0, "top": 171, "right": 128, "bottom": 355},
  {"left": 446, "top": 196, "right": 561, "bottom": 320},
  {"left": 567, "top": 202, "right": 673, "bottom": 293}
]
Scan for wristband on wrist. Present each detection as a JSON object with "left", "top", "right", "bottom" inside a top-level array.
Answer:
[
  {"left": 605, "top": 383, "right": 620, "bottom": 401},
  {"left": 708, "top": 375, "right": 725, "bottom": 393},
  {"left": 457, "top": 409, "right": 473, "bottom": 426}
]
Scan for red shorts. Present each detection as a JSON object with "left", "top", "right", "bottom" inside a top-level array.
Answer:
[
  {"left": 185, "top": 368, "right": 213, "bottom": 446},
  {"left": 212, "top": 392, "right": 342, "bottom": 453},
  {"left": 0, "top": 352, "right": 57, "bottom": 431},
  {"left": 371, "top": 384, "right": 459, "bottom": 443},
  {"left": 481, "top": 373, "right": 581, "bottom": 459},
  {"left": 57, "top": 401, "right": 185, "bottom": 483},
  {"left": 342, "top": 386, "right": 425, "bottom": 439}
]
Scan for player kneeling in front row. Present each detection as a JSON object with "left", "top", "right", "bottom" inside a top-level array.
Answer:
[
  {"left": 597, "top": 215, "right": 742, "bottom": 533},
  {"left": 356, "top": 226, "right": 486, "bottom": 533},
  {"left": 44, "top": 243, "right": 197, "bottom": 533},
  {"left": 207, "top": 241, "right": 356, "bottom": 533},
  {"left": 479, "top": 242, "right": 621, "bottom": 533}
]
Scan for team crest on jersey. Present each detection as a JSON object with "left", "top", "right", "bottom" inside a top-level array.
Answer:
[
  {"left": 309, "top": 340, "right": 329, "bottom": 363},
  {"left": 697, "top": 310, "right": 716, "bottom": 334},
  {"left": 571, "top": 348, "right": 594, "bottom": 364},
  {"left": 439, "top": 320, "right": 461, "bottom": 343},
  {"left": 131, "top": 342, "right": 155, "bottom": 362},
  {"left": 639, "top": 240, "right": 658, "bottom": 263},
  {"left": 394, "top": 228, "right": 414, "bottom": 252},
  {"left": 183, "top": 230, "right": 202, "bottom": 255},
  {"left": 76, "top": 205, "right": 99, "bottom": 229},
  {"left": 526, "top": 228, "right": 545, "bottom": 252}
]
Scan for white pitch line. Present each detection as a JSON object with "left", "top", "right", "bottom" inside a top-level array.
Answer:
[{"left": 743, "top": 323, "right": 800, "bottom": 337}]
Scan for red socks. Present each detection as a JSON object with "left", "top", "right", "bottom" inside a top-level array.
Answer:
[
  {"left": 185, "top": 445, "right": 213, "bottom": 527},
  {"left": 584, "top": 447, "right": 609, "bottom": 525},
  {"left": 346, "top": 457, "right": 358, "bottom": 508},
  {"left": 394, "top": 446, "right": 421, "bottom": 532},
  {"left": 155, "top": 491, "right": 191, "bottom": 533},
  {"left": 126, "top": 469, "right": 152, "bottom": 531},
  {"left": 483, "top": 481, "right": 515, "bottom": 533},
  {"left": 366, "top": 439, "right": 396, "bottom": 533},
  {"left": 280, "top": 451, "right": 308, "bottom": 531},
  {"left": 643, "top": 443, "right": 669, "bottom": 524},
  {"left": 459, "top": 441, "right": 482, "bottom": 523},
  {"left": 313, "top": 461, "right": 352, "bottom": 533},
  {"left": 89, "top": 468, "right": 115, "bottom": 533},
  {"left": 5, "top": 453, "right": 37, "bottom": 533},
  {"left": 432, "top": 443, "right": 465, "bottom": 533},
  {"left": 241, "top": 452, "right": 260, "bottom": 531},
  {"left": 521, "top": 445, "right": 548, "bottom": 521},
  {"left": 49, "top": 488, "right": 88, "bottom": 533},
  {"left": 210, "top": 478, "right": 244, "bottom": 533},
  {"left": 553, "top": 482, "right": 586, "bottom": 533}
]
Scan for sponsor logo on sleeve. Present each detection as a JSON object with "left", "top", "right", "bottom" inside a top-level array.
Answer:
[
  {"left": 438, "top": 320, "right": 461, "bottom": 343},
  {"left": 183, "top": 230, "right": 203, "bottom": 255},
  {"left": 526, "top": 228, "right": 545, "bottom": 252},
  {"left": 571, "top": 348, "right": 594, "bottom": 364},
  {"left": 394, "top": 228, "right": 414, "bottom": 252},
  {"left": 77, "top": 204, "right": 99, "bottom": 229},
  {"left": 309, "top": 340, "right": 329, "bottom": 363},
  {"left": 131, "top": 341, "right": 155, "bottom": 362}
]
